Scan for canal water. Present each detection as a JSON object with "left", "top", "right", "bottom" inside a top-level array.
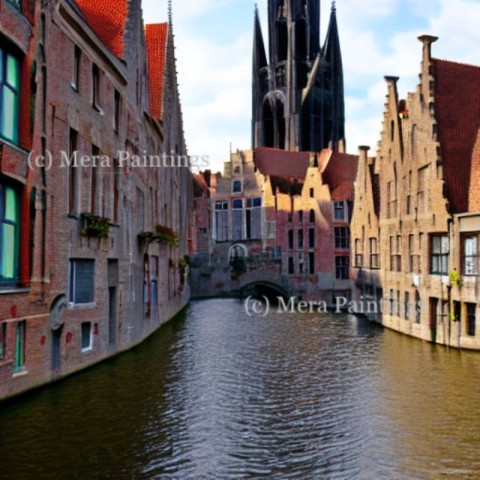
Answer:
[{"left": 1, "top": 299, "right": 480, "bottom": 479}]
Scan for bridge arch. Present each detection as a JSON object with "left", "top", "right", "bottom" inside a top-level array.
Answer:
[{"left": 240, "top": 281, "right": 289, "bottom": 301}]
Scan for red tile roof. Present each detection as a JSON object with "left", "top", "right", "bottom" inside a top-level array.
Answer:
[
  {"left": 145, "top": 23, "right": 169, "bottom": 120},
  {"left": 193, "top": 173, "right": 211, "bottom": 197},
  {"left": 76, "top": 0, "right": 128, "bottom": 58},
  {"left": 320, "top": 150, "right": 359, "bottom": 201},
  {"left": 433, "top": 59, "right": 480, "bottom": 213},
  {"left": 254, "top": 147, "right": 310, "bottom": 179},
  {"left": 270, "top": 175, "right": 305, "bottom": 195}
]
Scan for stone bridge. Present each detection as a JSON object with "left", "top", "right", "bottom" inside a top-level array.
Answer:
[{"left": 190, "top": 260, "right": 290, "bottom": 300}]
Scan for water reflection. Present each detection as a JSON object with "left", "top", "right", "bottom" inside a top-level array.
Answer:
[{"left": 0, "top": 299, "right": 479, "bottom": 479}]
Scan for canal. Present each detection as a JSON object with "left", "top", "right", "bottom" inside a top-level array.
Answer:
[{"left": 1, "top": 298, "right": 480, "bottom": 479}]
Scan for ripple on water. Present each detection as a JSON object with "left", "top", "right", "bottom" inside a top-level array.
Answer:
[{"left": 1, "top": 299, "right": 480, "bottom": 480}]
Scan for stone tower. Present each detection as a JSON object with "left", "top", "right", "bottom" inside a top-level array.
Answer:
[{"left": 252, "top": 1, "right": 345, "bottom": 152}]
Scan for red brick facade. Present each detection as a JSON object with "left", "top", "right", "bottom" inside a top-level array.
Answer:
[{"left": 0, "top": 0, "right": 191, "bottom": 401}]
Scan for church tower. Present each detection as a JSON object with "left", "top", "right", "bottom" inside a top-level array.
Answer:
[{"left": 252, "top": 1, "right": 345, "bottom": 152}]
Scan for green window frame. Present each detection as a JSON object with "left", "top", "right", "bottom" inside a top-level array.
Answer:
[
  {"left": 0, "top": 47, "right": 20, "bottom": 144},
  {"left": 14, "top": 320, "right": 25, "bottom": 372},
  {"left": 0, "top": 182, "right": 20, "bottom": 286},
  {"left": 6, "top": 0, "right": 21, "bottom": 9}
]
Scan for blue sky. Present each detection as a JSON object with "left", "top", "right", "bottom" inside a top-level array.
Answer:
[{"left": 143, "top": 0, "right": 480, "bottom": 173}]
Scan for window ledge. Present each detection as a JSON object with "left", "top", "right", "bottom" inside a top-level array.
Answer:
[
  {"left": 68, "top": 302, "right": 97, "bottom": 311},
  {"left": 12, "top": 368, "right": 28, "bottom": 378},
  {"left": 0, "top": 287, "right": 30, "bottom": 296}
]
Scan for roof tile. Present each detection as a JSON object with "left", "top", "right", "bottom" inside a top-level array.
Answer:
[
  {"left": 433, "top": 59, "right": 480, "bottom": 213},
  {"left": 254, "top": 147, "right": 310, "bottom": 178},
  {"left": 321, "top": 151, "right": 359, "bottom": 201},
  {"left": 145, "top": 23, "right": 169, "bottom": 120},
  {"left": 76, "top": 0, "right": 128, "bottom": 58}
]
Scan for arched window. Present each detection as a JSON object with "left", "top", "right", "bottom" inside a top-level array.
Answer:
[
  {"left": 295, "top": 19, "right": 307, "bottom": 59},
  {"left": 275, "top": 98, "right": 285, "bottom": 149},
  {"left": 276, "top": 20, "right": 288, "bottom": 62},
  {"left": 263, "top": 100, "right": 274, "bottom": 148}
]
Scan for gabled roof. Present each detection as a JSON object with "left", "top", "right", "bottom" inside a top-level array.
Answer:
[
  {"left": 320, "top": 150, "right": 358, "bottom": 201},
  {"left": 76, "top": 0, "right": 128, "bottom": 58},
  {"left": 145, "top": 23, "right": 169, "bottom": 120},
  {"left": 254, "top": 147, "right": 310, "bottom": 178},
  {"left": 433, "top": 58, "right": 480, "bottom": 213}
]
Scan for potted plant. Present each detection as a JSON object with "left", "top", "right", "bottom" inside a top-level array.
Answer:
[{"left": 80, "top": 213, "right": 110, "bottom": 239}]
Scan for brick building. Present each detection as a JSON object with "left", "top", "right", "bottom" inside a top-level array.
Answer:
[
  {"left": 351, "top": 36, "right": 480, "bottom": 349},
  {"left": 191, "top": 147, "right": 358, "bottom": 302},
  {"left": 0, "top": 0, "right": 191, "bottom": 401}
]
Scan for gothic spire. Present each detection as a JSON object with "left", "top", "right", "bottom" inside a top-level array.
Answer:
[
  {"left": 253, "top": 5, "right": 267, "bottom": 70},
  {"left": 323, "top": 2, "right": 342, "bottom": 70}
]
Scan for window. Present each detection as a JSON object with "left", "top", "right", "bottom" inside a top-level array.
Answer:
[
  {"left": 0, "top": 182, "right": 20, "bottom": 286},
  {"left": 418, "top": 166, "right": 428, "bottom": 213},
  {"left": 308, "top": 228, "right": 315, "bottom": 250},
  {"left": 369, "top": 238, "right": 379, "bottom": 269},
  {"left": 113, "top": 158, "right": 119, "bottom": 223},
  {"left": 408, "top": 234, "right": 415, "bottom": 272},
  {"left": 81, "top": 322, "right": 92, "bottom": 351},
  {"left": 114, "top": 89, "right": 121, "bottom": 132},
  {"left": 463, "top": 235, "right": 478, "bottom": 276},
  {"left": 466, "top": 303, "right": 476, "bottom": 337},
  {"left": 389, "top": 289, "right": 394, "bottom": 315},
  {"left": 0, "top": 47, "right": 20, "bottom": 144},
  {"left": 354, "top": 239, "right": 363, "bottom": 267},
  {"left": 308, "top": 252, "right": 315, "bottom": 274},
  {"left": 431, "top": 235, "right": 449, "bottom": 275},
  {"left": 297, "top": 229, "right": 304, "bottom": 250},
  {"left": 336, "top": 256, "right": 349, "bottom": 280},
  {"left": 72, "top": 46, "right": 81, "bottom": 91},
  {"left": 7, "top": 0, "right": 20, "bottom": 9},
  {"left": 14, "top": 320, "right": 25, "bottom": 372},
  {"left": 387, "top": 181, "right": 397, "bottom": 219},
  {"left": 0, "top": 322, "right": 6, "bottom": 360},
  {"left": 246, "top": 198, "right": 261, "bottom": 239},
  {"left": 91, "top": 145, "right": 100, "bottom": 214},
  {"left": 405, "top": 292, "right": 410, "bottom": 321},
  {"left": 335, "top": 227, "right": 349, "bottom": 250},
  {"left": 232, "top": 199, "right": 243, "bottom": 241},
  {"left": 390, "top": 235, "right": 402, "bottom": 272},
  {"left": 68, "top": 128, "right": 78, "bottom": 214},
  {"left": 288, "top": 230, "right": 294, "bottom": 250},
  {"left": 232, "top": 180, "right": 242, "bottom": 193},
  {"left": 69, "top": 259, "right": 95, "bottom": 304},
  {"left": 334, "top": 202, "right": 345, "bottom": 221},
  {"left": 215, "top": 201, "right": 228, "bottom": 242},
  {"left": 309, "top": 188, "right": 314, "bottom": 198},
  {"left": 298, "top": 210, "right": 304, "bottom": 223},
  {"left": 309, "top": 209, "right": 315, "bottom": 223},
  {"left": 415, "top": 291, "right": 421, "bottom": 324},
  {"left": 288, "top": 257, "right": 294, "bottom": 275},
  {"left": 92, "top": 64, "right": 100, "bottom": 110}
]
